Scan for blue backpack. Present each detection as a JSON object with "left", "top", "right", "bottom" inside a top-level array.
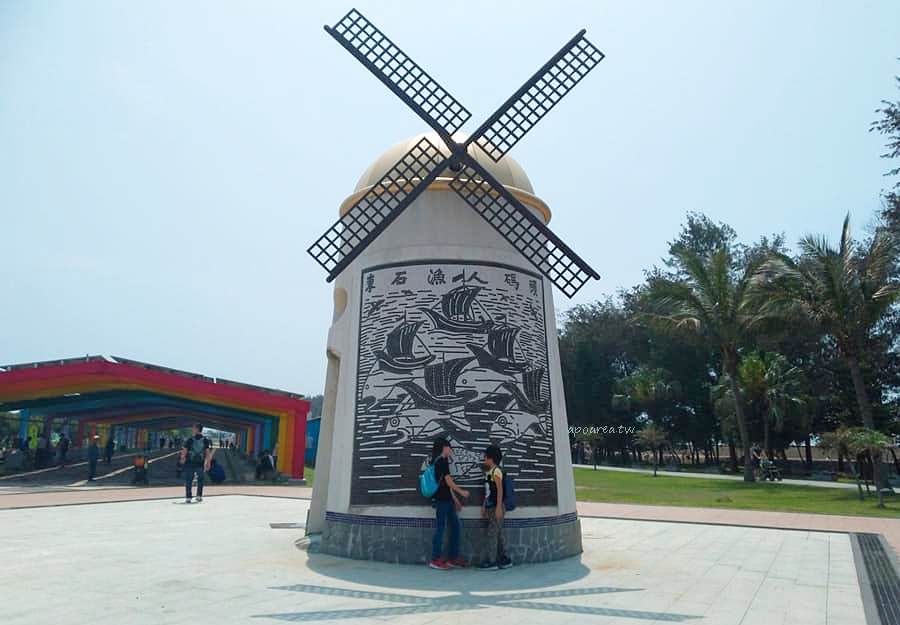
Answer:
[
  {"left": 419, "top": 460, "right": 438, "bottom": 498},
  {"left": 502, "top": 472, "right": 517, "bottom": 511}
]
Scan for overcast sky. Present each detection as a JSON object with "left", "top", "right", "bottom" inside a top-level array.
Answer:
[{"left": 2, "top": 1, "right": 899, "bottom": 395}]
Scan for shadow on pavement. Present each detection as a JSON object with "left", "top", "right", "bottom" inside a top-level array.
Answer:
[
  {"left": 303, "top": 548, "right": 591, "bottom": 592},
  {"left": 254, "top": 581, "right": 701, "bottom": 622},
  {"left": 250, "top": 551, "right": 702, "bottom": 622}
]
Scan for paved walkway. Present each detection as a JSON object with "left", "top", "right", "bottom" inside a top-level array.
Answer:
[
  {"left": 68, "top": 450, "right": 180, "bottom": 486},
  {"left": 574, "top": 464, "right": 861, "bottom": 490},
  {"left": 578, "top": 501, "right": 900, "bottom": 558},
  {"left": 0, "top": 496, "right": 870, "bottom": 625},
  {"left": 2, "top": 484, "right": 896, "bottom": 554},
  {"left": 0, "top": 484, "right": 312, "bottom": 509},
  {"left": 0, "top": 448, "right": 175, "bottom": 487}
]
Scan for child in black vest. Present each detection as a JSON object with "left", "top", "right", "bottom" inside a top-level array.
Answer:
[{"left": 479, "top": 445, "right": 512, "bottom": 569}]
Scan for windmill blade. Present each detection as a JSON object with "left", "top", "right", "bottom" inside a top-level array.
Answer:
[
  {"left": 465, "top": 30, "right": 604, "bottom": 162},
  {"left": 307, "top": 137, "right": 449, "bottom": 281},
  {"left": 449, "top": 157, "right": 599, "bottom": 298},
  {"left": 325, "top": 9, "right": 471, "bottom": 140}
]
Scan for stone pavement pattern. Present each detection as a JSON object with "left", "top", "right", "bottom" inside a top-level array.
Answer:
[
  {"left": 578, "top": 500, "right": 900, "bottom": 557},
  {"left": 0, "top": 496, "right": 868, "bottom": 625},
  {"left": 5, "top": 484, "right": 895, "bottom": 557}
]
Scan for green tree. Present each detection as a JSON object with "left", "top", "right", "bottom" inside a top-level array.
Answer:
[
  {"left": 623, "top": 284, "right": 720, "bottom": 465},
  {"left": 847, "top": 428, "right": 893, "bottom": 507},
  {"left": 559, "top": 300, "right": 638, "bottom": 431},
  {"left": 613, "top": 367, "right": 681, "bottom": 426},
  {"left": 664, "top": 212, "right": 741, "bottom": 276},
  {"left": 818, "top": 426, "right": 854, "bottom": 474},
  {"left": 758, "top": 215, "right": 900, "bottom": 487},
  {"left": 738, "top": 352, "right": 805, "bottom": 458},
  {"left": 871, "top": 70, "right": 900, "bottom": 230},
  {"left": 635, "top": 423, "right": 667, "bottom": 476},
  {"left": 642, "top": 246, "right": 765, "bottom": 482}
]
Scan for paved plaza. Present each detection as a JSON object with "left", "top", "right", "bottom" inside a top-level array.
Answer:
[{"left": 1, "top": 494, "right": 874, "bottom": 625}]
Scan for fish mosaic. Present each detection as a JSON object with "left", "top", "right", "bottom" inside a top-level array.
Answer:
[{"left": 351, "top": 261, "right": 558, "bottom": 506}]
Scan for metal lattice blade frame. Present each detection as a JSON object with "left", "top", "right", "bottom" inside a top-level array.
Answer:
[
  {"left": 466, "top": 31, "right": 604, "bottom": 162},
  {"left": 449, "top": 156, "right": 599, "bottom": 297},
  {"left": 326, "top": 9, "right": 472, "bottom": 140},
  {"left": 307, "top": 137, "right": 449, "bottom": 281}
]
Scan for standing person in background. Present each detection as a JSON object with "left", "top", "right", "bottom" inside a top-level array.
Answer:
[
  {"left": 255, "top": 450, "right": 275, "bottom": 480},
  {"left": 751, "top": 447, "right": 762, "bottom": 481},
  {"left": 42, "top": 433, "right": 52, "bottom": 468},
  {"left": 34, "top": 433, "right": 47, "bottom": 469},
  {"left": 104, "top": 435, "right": 115, "bottom": 464},
  {"left": 87, "top": 436, "right": 100, "bottom": 481},
  {"left": 57, "top": 433, "right": 70, "bottom": 466},
  {"left": 180, "top": 423, "right": 211, "bottom": 504}
]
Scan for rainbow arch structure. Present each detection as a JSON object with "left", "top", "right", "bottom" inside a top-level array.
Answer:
[{"left": 0, "top": 356, "right": 310, "bottom": 479}]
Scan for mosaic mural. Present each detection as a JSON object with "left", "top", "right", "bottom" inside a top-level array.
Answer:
[{"left": 351, "top": 260, "right": 557, "bottom": 506}]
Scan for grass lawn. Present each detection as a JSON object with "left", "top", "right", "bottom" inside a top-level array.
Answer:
[{"left": 573, "top": 467, "right": 900, "bottom": 519}]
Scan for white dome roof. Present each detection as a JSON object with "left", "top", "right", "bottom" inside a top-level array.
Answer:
[
  {"left": 355, "top": 132, "right": 535, "bottom": 194},
  {"left": 344, "top": 132, "right": 551, "bottom": 223}
]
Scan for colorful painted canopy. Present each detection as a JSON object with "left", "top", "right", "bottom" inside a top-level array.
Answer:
[{"left": 0, "top": 355, "right": 310, "bottom": 479}]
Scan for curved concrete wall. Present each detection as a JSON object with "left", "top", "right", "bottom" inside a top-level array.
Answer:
[{"left": 308, "top": 188, "right": 580, "bottom": 562}]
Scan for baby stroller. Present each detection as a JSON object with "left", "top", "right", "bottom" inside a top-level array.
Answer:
[
  {"left": 131, "top": 455, "right": 150, "bottom": 485},
  {"left": 759, "top": 458, "right": 782, "bottom": 481}
]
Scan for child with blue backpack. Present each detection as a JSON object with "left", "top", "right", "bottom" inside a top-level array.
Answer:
[
  {"left": 480, "top": 445, "right": 513, "bottom": 570},
  {"left": 425, "top": 437, "right": 470, "bottom": 570}
]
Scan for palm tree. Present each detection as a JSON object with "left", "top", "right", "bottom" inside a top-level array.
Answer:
[
  {"left": 635, "top": 423, "right": 667, "bottom": 476},
  {"left": 819, "top": 426, "right": 854, "bottom": 474},
  {"left": 710, "top": 373, "right": 741, "bottom": 471},
  {"left": 738, "top": 352, "right": 805, "bottom": 458},
  {"left": 757, "top": 215, "right": 899, "bottom": 488},
  {"left": 847, "top": 428, "right": 892, "bottom": 507},
  {"left": 613, "top": 367, "right": 681, "bottom": 424},
  {"left": 643, "top": 247, "right": 765, "bottom": 482}
]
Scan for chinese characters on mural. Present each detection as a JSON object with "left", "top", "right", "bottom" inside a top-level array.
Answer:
[{"left": 352, "top": 261, "right": 557, "bottom": 506}]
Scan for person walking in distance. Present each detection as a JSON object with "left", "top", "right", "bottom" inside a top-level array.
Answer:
[
  {"left": 429, "top": 437, "right": 470, "bottom": 570},
  {"left": 180, "top": 424, "right": 211, "bottom": 504},
  {"left": 57, "top": 433, "right": 70, "bottom": 466},
  {"left": 34, "top": 432, "right": 47, "bottom": 469},
  {"left": 87, "top": 436, "right": 100, "bottom": 481},
  {"left": 103, "top": 435, "right": 115, "bottom": 465}
]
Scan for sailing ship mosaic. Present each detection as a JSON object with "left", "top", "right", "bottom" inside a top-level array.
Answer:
[{"left": 352, "top": 261, "right": 557, "bottom": 506}]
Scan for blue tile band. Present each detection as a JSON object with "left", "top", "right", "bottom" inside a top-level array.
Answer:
[{"left": 325, "top": 510, "right": 578, "bottom": 529}]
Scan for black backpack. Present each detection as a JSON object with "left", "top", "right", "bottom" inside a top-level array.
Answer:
[
  {"left": 502, "top": 472, "right": 517, "bottom": 511},
  {"left": 188, "top": 437, "right": 206, "bottom": 465}
]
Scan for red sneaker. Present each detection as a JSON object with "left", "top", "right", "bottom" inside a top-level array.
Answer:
[
  {"left": 446, "top": 558, "right": 468, "bottom": 569},
  {"left": 428, "top": 559, "right": 449, "bottom": 570}
]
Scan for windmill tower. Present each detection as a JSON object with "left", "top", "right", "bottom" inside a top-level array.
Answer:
[{"left": 307, "top": 9, "right": 604, "bottom": 564}]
